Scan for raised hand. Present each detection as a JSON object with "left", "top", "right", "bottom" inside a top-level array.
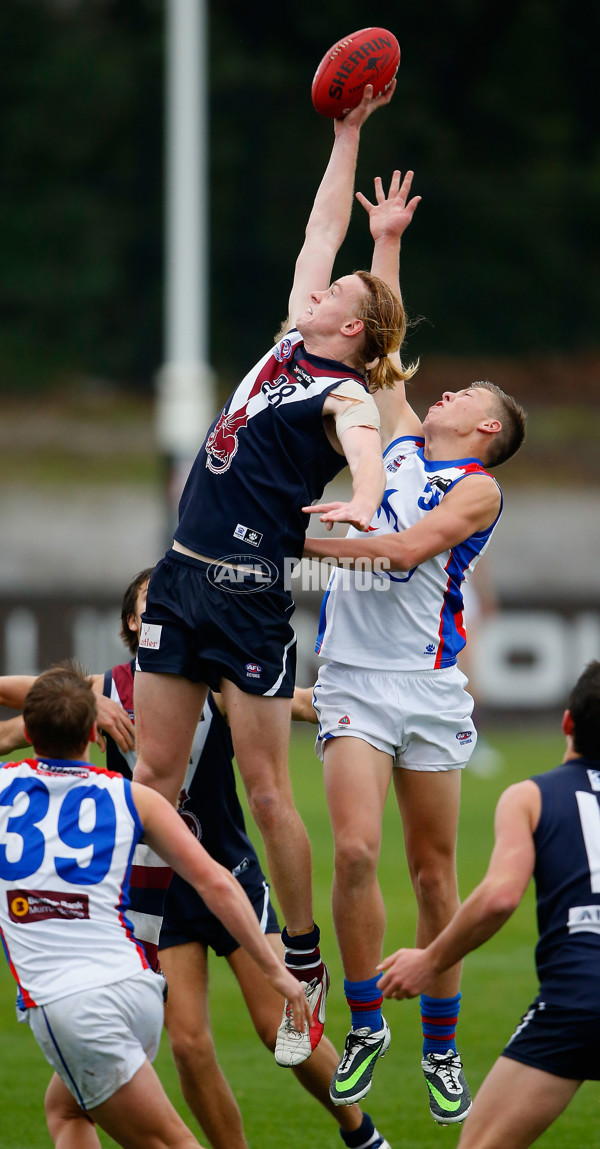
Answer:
[
  {"left": 334, "top": 80, "right": 396, "bottom": 134},
  {"left": 356, "top": 169, "right": 421, "bottom": 243}
]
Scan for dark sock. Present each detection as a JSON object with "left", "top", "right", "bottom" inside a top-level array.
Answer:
[
  {"left": 340, "top": 1112, "right": 378, "bottom": 1148},
  {"left": 281, "top": 922, "right": 325, "bottom": 983}
]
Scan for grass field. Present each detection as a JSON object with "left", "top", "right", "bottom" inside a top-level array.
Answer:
[{"left": 1, "top": 726, "right": 598, "bottom": 1148}]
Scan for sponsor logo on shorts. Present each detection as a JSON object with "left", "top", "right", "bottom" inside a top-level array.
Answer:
[
  {"left": 338, "top": 715, "right": 351, "bottom": 726},
  {"left": 424, "top": 643, "right": 436, "bottom": 655},
  {"left": 273, "top": 337, "right": 293, "bottom": 362},
  {"left": 139, "top": 622, "right": 162, "bottom": 650},
  {"left": 8, "top": 890, "right": 90, "bottom": 924},
  {"left": 456, "top": 730, "right": 473, "bottom": 744},
  {"left": 207, "top": 555, "right": 278, "bottom": 594},
  {"left": 233, "top": 523, "right": 263, "bottom": 547},
  {"left": 232, "top": 857, "right": 250, "bottom": 877},
  {"left": 245, "top": 662, "right": 263, "bottom": 678}
]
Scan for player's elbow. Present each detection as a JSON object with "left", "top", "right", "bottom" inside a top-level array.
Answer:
[
  {"left": 383, "top": 539, "right": 418, "bottom": 572},
  {"left": 482, "top": 879, "right": 521, "bottom": 921}
]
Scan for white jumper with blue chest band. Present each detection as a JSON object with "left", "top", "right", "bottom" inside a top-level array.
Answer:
[{"left": 316, "top": 435, "right": 503, "bottom": 670}]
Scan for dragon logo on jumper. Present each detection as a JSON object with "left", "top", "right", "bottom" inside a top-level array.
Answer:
[{"left": 205, "top": 407, "right": 250, "bottom": 474}]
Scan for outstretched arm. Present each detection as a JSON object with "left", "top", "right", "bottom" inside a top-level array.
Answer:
[
  {"left": 304, "top": 472, "right": 502, "bottom": 560},
  {"left": 0, "top": 673, "right": 135, "bottom": 755},
  {"left": 358, "top": 169, "right": 422, "bottom": 444},
  {"left": 0, "top": 716, "right": 29, "bottom": 755},
  {"left": 376, "top": 781, "right": 540, "bottom": 999},
  {"left": 285, "top": 83, "right": 396, "bottom": 331}
]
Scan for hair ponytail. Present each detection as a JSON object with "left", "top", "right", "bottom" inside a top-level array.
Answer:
[{"left": 354, "top": 271, "right": 418, "bottom": 390}]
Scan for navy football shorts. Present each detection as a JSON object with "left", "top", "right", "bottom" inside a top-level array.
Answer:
[
  {"left": 136, "top": 549, "right": 296, "bottom": 697},
  {"left": 502, "top": 998, "right": 600, "bottom": 1080},
  {"left": 159, "top": 874, "right": 280, "bottom": 959}
]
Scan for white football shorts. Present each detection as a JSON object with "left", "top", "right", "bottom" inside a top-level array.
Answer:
[
  {"left": 28, "top": 967, "right": 165, "bottom": 1111},
  {"left": 313, "top": 661, "right": 477, "bottom": 771}
]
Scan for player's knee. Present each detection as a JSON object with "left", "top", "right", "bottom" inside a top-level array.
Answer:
[
  {"left": 334, "top": 834, "right": 379, "bottom": 886},
  {"left": 168, "top": 1024, "right": 216, "bottom": 1073},
  {"left": 245, "top": 782, "right": 295, "bottom": 832},
  {"left": 410, "top": 856, "right": 458, "bottom": 911}
]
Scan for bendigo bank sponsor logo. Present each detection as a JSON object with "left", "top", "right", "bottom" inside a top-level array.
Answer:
[
  {"left": 8, "top": 889, "right": 90, "bottom": 923},
  {"left": 207, "top": 555, "right": 278, "bottom": 594}
]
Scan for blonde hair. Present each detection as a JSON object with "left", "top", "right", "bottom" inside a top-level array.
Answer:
[{"left": 354, "top": 271, "right": 418, "bottom": 390}]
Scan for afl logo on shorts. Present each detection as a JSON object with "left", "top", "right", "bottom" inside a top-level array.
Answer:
[
  {"left": 456, "top": 730, "right": 473, "bottom": 744},
  {"left": 207, "top": 555, "right": 278, "bottom": 594},
  {"left": 245, "top": 663, "right": 263, "bottom": 679}
]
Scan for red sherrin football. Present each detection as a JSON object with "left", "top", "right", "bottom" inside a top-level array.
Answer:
[{"left": 311, "top": 28, "right": 400, "bottom": 118}]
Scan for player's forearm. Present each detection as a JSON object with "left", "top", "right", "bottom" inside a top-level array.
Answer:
[
  {"left": 426, "top": 881, "right": 519, "bottom": 976},
  {"left": 0, "top": 675, "right": 37, "bottom": 709},
  {"left": 201, "top": 871, "right": 284, "bottom": 978},
  {"left": 347, "top": 451, "right": 385, "bottom": 521},
  {"left": 0, "top": 716, "right": 29, "bottom": 754},
  {"left": 303, "top": 532, "right": 414, "bottom": 572},
  {"left": 370, "top": 233, "right": 402, "bottom": 300},
  {"left": 305, "top": 122, "right": 362, "bottom": 249}
]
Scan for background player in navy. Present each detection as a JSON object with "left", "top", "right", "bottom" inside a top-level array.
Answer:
[
  {"left": 103, "top": 567, "right": 391, "bottom": 1149},
  {"left": 133, "top": 83, "right": 421, "bottom": 1065},
  {"left": 0, "top": 665, "right": 308, "bottom": 1149},
  {"left": 302, "top": 173, "right": 526, "bottom": 1116},
  {"left": 377, "top": 659, "right": 600, "bottom": 1149}
]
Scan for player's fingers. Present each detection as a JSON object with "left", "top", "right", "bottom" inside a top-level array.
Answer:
[
  {"left": 398, "top": 170, "right": 415, "bottom": 204},
  {"left": 406, "top": 195, "right": 422, "bottom": 218},
  {"left": 376, "top": 77, "right": 396, "bottom": 105},
  {"left": 302, "top": 502, "right": 342, "bottom": 515},
  {"left": 355, "top": 191, "right": 374, "bottom": 213},
  {"left": 388, "top": 169, "right": 402, "bottom": 197},
  {"left": 373, "top": 175, "right": 385, "bottom": 204}
]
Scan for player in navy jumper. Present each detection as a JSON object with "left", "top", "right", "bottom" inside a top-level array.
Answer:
[
  {"left": 377, "top": 659, "right": 600, "bottom": 1149},
  {"left": 133, "top": 83, "right": 421, "bottom": 1066},
  {"left": 104, "top": 568, "right": 391, "bottom": 1149}
]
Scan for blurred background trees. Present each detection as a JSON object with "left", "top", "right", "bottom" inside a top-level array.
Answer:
[{"left": 1, "top": 0, "right": 598, "bottom": 397}]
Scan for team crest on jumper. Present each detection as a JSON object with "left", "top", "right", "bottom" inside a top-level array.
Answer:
[
  {"left": 205, "top": 407, "right": 250, "bottom": 474},
  {"left": 273, "top": 337, "right": 293, "bottom": 362}
]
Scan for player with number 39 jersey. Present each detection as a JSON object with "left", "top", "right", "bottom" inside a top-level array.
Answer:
[{"left": 0, "top": 757, "right": 147, "bottom": 1008}]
